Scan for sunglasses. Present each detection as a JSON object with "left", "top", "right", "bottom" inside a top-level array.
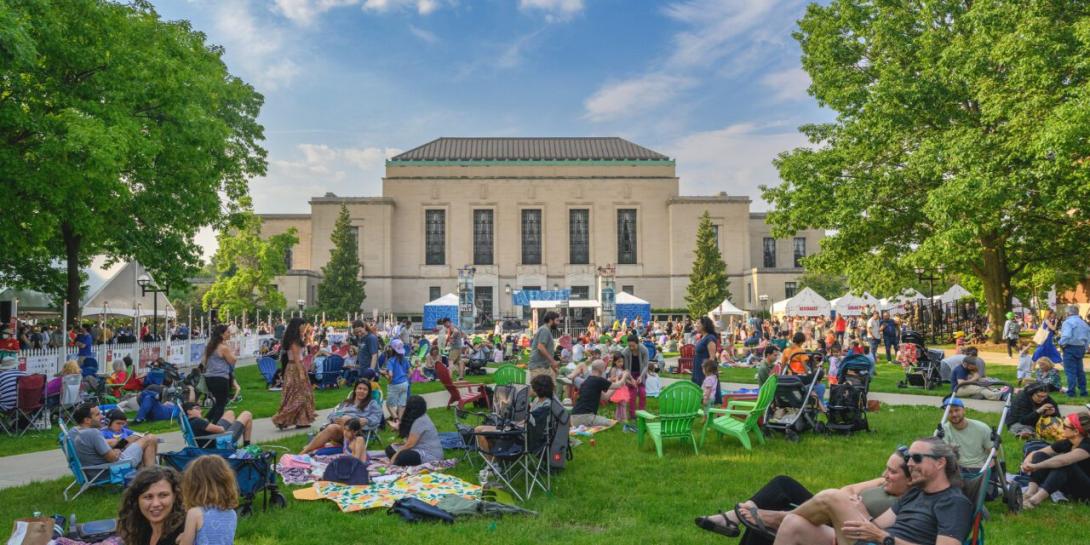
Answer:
[{"left": 904, "top": 452, "right": 943, "bottom": 464}]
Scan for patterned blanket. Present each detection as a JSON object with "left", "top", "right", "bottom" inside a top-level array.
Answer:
[
  {"left": 277, "top": 453, "right": 459, "bottom": 486},
  {"left": 569, "top": 422, "right": 615, "bottom": 436},
  {"left": 292, "top": 473, "right": 481, "bottom": 512}
]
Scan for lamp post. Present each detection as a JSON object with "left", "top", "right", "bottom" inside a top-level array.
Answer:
[
  {"left": 914, "top": 265, "right": 945, "bottom": 344},
  {"left": 137, "top": 272, "right": 167, "bottom": 340},
  {"left": 759, "top": 294, "right": 769, "bottom": 314},
  {"left": 296, "top": 299, "right": 305, "bottom": 319}
]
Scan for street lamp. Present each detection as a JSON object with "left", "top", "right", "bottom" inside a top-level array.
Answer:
[
  {"left": 296, "top": 298, "right": 305, "bottom": 318},
  {"left": 137, "top": 272, "right": 167, "bottom": 340},
  {"left": 759, "top": 294, "right": 769, "bottom": 313},
  {"left": 915, "top": 265, "right": 945, "bottom": 343}
]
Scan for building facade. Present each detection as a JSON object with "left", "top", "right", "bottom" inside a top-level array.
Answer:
[{"left": 259, "top": 137, "right": 822, "bottom": 317}]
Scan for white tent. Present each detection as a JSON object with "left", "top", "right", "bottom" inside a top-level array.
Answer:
[
  {"left": 938, "top": 284, "right": 973, "bottom": 304},
  {"left": 81, "top": 259, "right": 176, "bottom": 318},
  {"left": 879, "top": 297, "right": 906, "bottom": 315},
  {"left": 862, "top": 291, "right": 882, "bottom": 308},
  {"left": 710, "top": 297, "right": 746, "bottom": 317},
  {"left": 831, "top": 292, "right": 869, "bottom": 316},
  {"left": 896, "top": 288, "right": 929, "bottom": 303},
  {"left": 771, "top": 287, "right": 831, "bottom": 318}
]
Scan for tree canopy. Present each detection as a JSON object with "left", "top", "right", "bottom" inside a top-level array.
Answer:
[
  {"left": 0, "top": 0, "right": 265, "bottom": 324},
  {"left": 796, "top": 272, "right": 848, "bottom": 301},
  {"left": 684, "top": 212, "right": 730, "bottom": 318},
  {"left": 202, "top": 209, "right": 297, "bottom": 316},
  {"left": 317, "top": 205, "right": 367, "bottom": 316},
  {"left": 765, "top": 0, "right": 1090, "bottom": 341}
]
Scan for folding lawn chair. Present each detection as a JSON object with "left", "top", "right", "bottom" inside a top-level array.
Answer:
[
  {"left": 57, "top": 420, "right": 134, "bottom": 501},
  {"left": 317, "top": 355, "right": 344, "bottom": 389},
  {"left": 257, "top": 356, "right": 278, "bottom": 389},
  {"left": 177, "top": 410, "right": 238, "bottom": 450},
  {"left": 467, "top": 403, "right": 557, "bottom": 502},
  {"left": 12, "top": 374, "right": 48, "bottom": 437},
  {"left": 56, "top": 373, "right": 85, "bottom": 427}
]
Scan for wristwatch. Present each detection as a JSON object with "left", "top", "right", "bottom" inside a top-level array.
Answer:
[{"left": 882, "top": 535, "right": 895, "bottom": 545}]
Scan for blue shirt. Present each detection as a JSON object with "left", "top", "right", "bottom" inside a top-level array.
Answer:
[
  {"left": 950, "top": 364, "right": 971, "bottom": 391},
  {"left": 76, "top": 334, "right": 94, "bottom": 356},
  {"left": 387, "top": 355, "right": 410, "bottom": 385},
  {"left": 100, "top": 427, "right": 135, "bottom": 441},
  {"left": 1060, "top": 315, "right": 1090, "bottom": 348},
  {"left": 359, "top": 333, "right": 380, "bottom": 368},
  {"left": 195, "top": 507, "right": 237, "bottom": 545}
]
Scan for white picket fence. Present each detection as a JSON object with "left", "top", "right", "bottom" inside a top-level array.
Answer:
[{"left": 15, "top": 335, "right": 275, "bottom": 377}]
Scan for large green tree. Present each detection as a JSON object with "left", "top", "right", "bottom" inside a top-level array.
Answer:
[
  {"left": 764, "top": 0, "right": 1090, "bottom": 342},
  {"left": 318, "top": 205, "right": 367, "bottom": 316},
  {"left": 796, "top": 272, "right": 849, "bottom": 300},
  {"left": 0, "top": 0, "right": 265, "bottom": 325},
  {"left": 202, "top": 209, "right": 297, "bottom": 316},
  {"left": 685, "top": 212, "right": 730, "bottom": 317}
]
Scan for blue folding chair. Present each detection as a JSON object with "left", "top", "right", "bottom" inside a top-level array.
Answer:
[
  {"left": 643, "top": 340, "right": 657, "bottom": 362},
  {"left": 257, "top": 356, "right": 278, "bottom": 388},
  {"left": 318, "top": 355, "right": 344, "bottom": 389},
  {"left": 177, "top": 411, "right": 237, "bottom": 450},
  {"left": 143, "top": 369, "right": 165, "bottom": 387},
  {"left": 58, "top": 421, "right": 133, "bottom": 501},
  {"left": 80, "top": 358, "right": 99, "bottom": 378}
]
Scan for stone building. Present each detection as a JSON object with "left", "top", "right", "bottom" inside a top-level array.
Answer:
[{"left": 259, "top": 137, "right": 822, "bottom": 318}]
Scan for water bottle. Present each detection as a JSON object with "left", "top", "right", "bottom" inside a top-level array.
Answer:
[
  {"left": 69, "top": 513, "right": 77, "bottom": 535},
  {"left": 478, "top": 469, "right": 489, "bottom": 487}
]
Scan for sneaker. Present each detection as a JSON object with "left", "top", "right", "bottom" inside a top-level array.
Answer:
[{"left": 622, "top": 424, "right": 637, "bottom": 433}]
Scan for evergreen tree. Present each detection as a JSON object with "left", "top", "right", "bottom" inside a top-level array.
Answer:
[
  {"left": 318, "top": 205, "right": 366, "bottom": 315},
  {"left": 685, "top": 212, "right": 730, "bottom": 317}
]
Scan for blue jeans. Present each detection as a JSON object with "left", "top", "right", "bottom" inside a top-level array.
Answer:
[
  {"left": 136, "top": 390, "right": 179, "bottom": 422},
  {"left": 883, "top": 335, "right": 899, "bottom": 362},
  {"left": 1062, "top": 344, "right": 1088, "bottom": 396},
  {"left": 868, "top": 338, "right": 880, "bottom": 362}
]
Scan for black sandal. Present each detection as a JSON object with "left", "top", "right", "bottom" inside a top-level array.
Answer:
[
  {"left": 694, "top": 508, "right": 740, "bottom": 537},
  {"left": 735, "top": 503, "right": 775, "bottom": 539}
]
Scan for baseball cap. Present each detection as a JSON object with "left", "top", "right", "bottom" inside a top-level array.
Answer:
[
  {"left": 943, "top": 397, "right": 965, "bottom": 408},
  {"left": 106, "top": 408, "right": 128, "bottom": 423},
  {"left": 389, "top": 338, "right": 405, "bottom": 355}
]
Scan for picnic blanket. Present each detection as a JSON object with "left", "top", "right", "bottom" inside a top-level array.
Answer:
[
  {"left": 293, "top": 473, "right": 481, "bottom": 512},
  {"left": 569, "top": 422, "right": 615, "bottom": 437},
  {"left": 277, "top": 453, "right": 458, "bottom": 486}
]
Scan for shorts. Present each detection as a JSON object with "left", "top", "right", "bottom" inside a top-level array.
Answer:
[
  {"left": 386, "top": 381, "right": 408, "bottom": 408},
  {"left": 118, "top": 442, "right": 144, "bottom": 466},
  {"left": 528, "top": 367, "right": 554, "bottom": 382},
  {"left": 219, "top": 419, "right": 245, "bottom": 443},
  {"left": 571, "top": 413, "right": 613, "bottom": 428}
]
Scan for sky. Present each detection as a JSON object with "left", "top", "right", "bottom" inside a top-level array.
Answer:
[{"left": 155, "top": 0, "right": 832, "bottom": 257}]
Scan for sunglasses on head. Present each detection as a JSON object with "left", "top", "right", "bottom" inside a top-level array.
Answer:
[{"left": 904, "top": 451, "right": 943, "bottom": 464}]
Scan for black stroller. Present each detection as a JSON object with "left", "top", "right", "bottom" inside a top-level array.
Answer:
[
  {"left": 896, "top": 330, "right": 944, "bottom": 390},
  {"left": 159, "top": 447, "right": 286, "bottom": 516},
  {"left": 764, "top": 351, "right": 826, "bottom": 441},
  {"left": 826, "top": 354, "right": 873, "bottom": 434}
]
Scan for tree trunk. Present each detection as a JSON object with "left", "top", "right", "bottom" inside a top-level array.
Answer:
[
  {"left": 62, "top": 222, "right": 82, "bottom": 329},
  {"left": 978, "top": 236, "right": 1012, "bottom": 344}
]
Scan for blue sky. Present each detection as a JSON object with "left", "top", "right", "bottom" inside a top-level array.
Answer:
[{"left": 156, "top": 0, "right": 831, "bottom": 256}]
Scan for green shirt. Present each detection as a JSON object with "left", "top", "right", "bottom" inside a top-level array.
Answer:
[{"left": 941, "top": 419, "right": 994, "bottom": 469}]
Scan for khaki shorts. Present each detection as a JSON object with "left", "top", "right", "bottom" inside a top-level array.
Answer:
[
  {"left": 571, "top": 413, "right": 613, "bottom": 428},
  {"left": 528, "top": 367, "right": 555, "bottom": 383}
]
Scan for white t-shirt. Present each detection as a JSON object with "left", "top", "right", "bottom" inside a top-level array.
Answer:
[{"left": 572, "top": 344, "right": 585, "bottom": 362}]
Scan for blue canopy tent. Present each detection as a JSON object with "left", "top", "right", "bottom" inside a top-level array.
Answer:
[
  {"left": 614, "top": 292, "right": 651, "bottom": 323},
  {"left": 423, "top": 293, "right": 459, "bottom": 330}
]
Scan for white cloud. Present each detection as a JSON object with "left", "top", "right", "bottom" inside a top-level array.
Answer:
[
  {"left": 212, "top": 1, "right": 300, "bottom": 91},
  {"left": 583, "top": 74, "right": 695, "bottom": 122},
  {"left": 362, "top": 0, "right": 445, "bottom": 15},
  {"left": 519, "top": 0, "right": 585, "bottom": 21},
  {"left": 408, "top": 24, "right": 440, "bottom": 44},
  {"left": 252, "top": 144, "right": 403, "bottom": 215},
  {"left": 274, "top": 0, "right": 359, "bottom": 25},
  {"left": 665, "top": 122, "right": 810, "bottom": 206},
  {"left": 760, "top": 67, "right": 811, "bottom": 102},
  {"left": 661, "top": 0, "right": 788, "bottom": 68}
]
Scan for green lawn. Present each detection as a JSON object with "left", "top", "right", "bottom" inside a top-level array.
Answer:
[
  {"left": 0, "top": 365, "right": 493, "bottom": 457},
  {"left": 1, "top": 403, "right": 1085, "bottom": 544}
]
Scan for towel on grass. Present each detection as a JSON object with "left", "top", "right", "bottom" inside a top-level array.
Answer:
[
  {"left": 277, "top": 453, "right": 458, "bottom": 486},
  {"left": 293, "top": 473, "right": 481, "bottom": 512}
]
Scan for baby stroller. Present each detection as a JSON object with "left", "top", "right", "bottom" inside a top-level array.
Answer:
[
  {"left": 764, "top": 351, "right": 826, "bottom": 441},
  {"left": 936, "top": 384, "right": 1022, "bottom": 514},
  {"left": 897, "top": 331, "right": 944, "bottom": 390},
  {"left": 826, "top": 354, "right": 873, "bottom": 434},
  {"left": 159, "top": 447, "right": 286, "bottom": 516}
]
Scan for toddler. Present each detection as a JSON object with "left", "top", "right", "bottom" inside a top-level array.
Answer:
[
  {"left": 178, "top": 455, "right": 238, "bottom": 545},
  {"left": 700, "top": 359, "right": 720, "bottom": 407}
]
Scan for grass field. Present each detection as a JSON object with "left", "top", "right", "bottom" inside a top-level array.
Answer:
[
  {"left": 0, "top": 365, "right": 494, "bottom": 457},
  {"left": 1, "top": 403, "right": 1086, "bottom": 544}
]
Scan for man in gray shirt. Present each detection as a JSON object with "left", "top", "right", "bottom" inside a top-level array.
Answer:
[
  {"left": 529, "top": 311, "right": 559, "bottom": 380},
  {"left": 69, "top": 403, "right": 158, "bottom": 470}
]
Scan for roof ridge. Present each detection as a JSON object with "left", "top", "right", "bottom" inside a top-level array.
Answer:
[{"left": 390, "top": 137, "right": 669, "bottom": 161}]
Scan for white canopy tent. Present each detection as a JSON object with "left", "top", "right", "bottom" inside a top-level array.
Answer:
[
  {"left": 771, "top": 287, "right": 831, "bottom": 318},
  {"left": 862, "top": 291, "right": 882, "bottom": 308},
  {"left": 896, "top": 289, "right": 929, "bottom": 303},
  {"left": 81, "top": 259, "right": 176, "bottom": 318},
  {"left": 879, "top": 297, "right": 906, "bottom": 315},
  {"left": 938, "top": 284, "right": 973, "bottom": 304},
  {"left": 709, "top": 297, "right": 746, "bottom": 317},
  {"left": 831, "top": 292, "right": 870, "bottom": 316}
]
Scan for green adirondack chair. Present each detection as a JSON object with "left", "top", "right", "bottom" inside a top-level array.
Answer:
[
  {"left": 493, "top": 364, "right": 526, "bottom": 386},
  {"left": 636, "top": 381, "right": 703, "bottom": 457},
  {"left": 700, "top": 375, "right": 778, "bottom": 450}
]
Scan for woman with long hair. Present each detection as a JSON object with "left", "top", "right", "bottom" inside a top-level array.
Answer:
[
  {"left": 201, "top": 324, "right": 237, "bottom": 424},
  {"left": 272, "top": 317, "right": 317, "bottom": 430},
  {"left": 385, "top": 395, "right": 443, "bottom": 466},
  {"left": 1022, "top": 411, "right": 1090, "bottom": 508},
  {"left": 117, "top": 466, "right": 186, "bottom": 545},
  {"left": 299, "top": 379, "right": 384, "bottom": 457},
  {"left": 691, "top": 316, "right": 721, "bottom": 405}
]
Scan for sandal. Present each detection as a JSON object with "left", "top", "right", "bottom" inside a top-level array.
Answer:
[
  {"left": 694, "top": 508, "right": 740, "bottom": 537},
  {"left": 735, "top": 503, "right": 775, "bottom": 539}
]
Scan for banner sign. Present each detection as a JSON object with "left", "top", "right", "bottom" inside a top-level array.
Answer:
[
  {"left": 190, "top": 342, "right": 207, "bottom": 364},
  {"left": 18, "top": 354, "right": 56, "bottom": 375},
  {"left": 511, "top": 289, "right": 572, "bottom": 306}
]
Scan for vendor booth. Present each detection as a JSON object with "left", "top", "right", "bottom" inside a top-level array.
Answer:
[
  {"left": 614, "top": 292, "right": 651, "bottom": 324},
  {"left": 771, "top": 287, "right": 831, "bottom": 318},
  {"left": 423, "top": 293, "right": 459, "bottom": 330}
]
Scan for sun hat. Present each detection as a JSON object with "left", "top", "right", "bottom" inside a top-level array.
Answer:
[
  {"left": 1006, "top": 312, "right": 1015, "bottom": 319},
  {"left": 389, "top": 338, "right": 405, "bottom": 355}
]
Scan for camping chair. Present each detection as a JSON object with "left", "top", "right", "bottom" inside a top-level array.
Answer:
[
  {"left": 13, "top": 374, "right": 48, "bottom": 437},
  {"left": 257, "top": 356, "right": 278, "bottom": 388},
  {"left": 177, "top": 410, "right": 237, "bottom": 450},
  {"left": 317, "top": 355, "right": 345, "bottom": 389},
  {"left": 677, "top": 344, "right": 696, "bottom": 374},
  {"left": 635, "top": 381, "right": 703, "bottom": 458},
  {"left": 643, "top": 340, "right": 657, "bottom": 362},
  {"left": 466, "top": 404, "right": 556, "bottom": 502},
  {"left": 961, "top": 465, "right": 990, "bottom": 545},
  {"left": 80, "top": 358, "right": 99, "bottom": 379},
  {"left": 58, "top": 420, "right": 133, "bottom": 501},
  {"left": 493, "top": 364, "right": 526, "bottom": 386},
  {"left": 435, "top": 362, "right": 489, "bottom": 410},
  {"left": 56, "top": 374, "right": 85, "bottom": 427},
  {"left": 142, "top": 369, "right": 165, "bottom": 388},
  {"left": 700, "top": 375, "right": 777, "bottom": 450}
]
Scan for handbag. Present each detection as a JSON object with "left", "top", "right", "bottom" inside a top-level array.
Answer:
[
  {"left": 1032, "top": 327, "right": 1049, "bottom": 346},
  {"left": 387, "top": 497, "right": 455, "bottom": 524}
]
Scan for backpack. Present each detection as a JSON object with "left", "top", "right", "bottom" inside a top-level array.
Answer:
[
  {"left": 321, "top": 456, "right": 370, "bottom": 485},
  {"left": 388, "top": 497, "right": 455, "bottom": 524}
]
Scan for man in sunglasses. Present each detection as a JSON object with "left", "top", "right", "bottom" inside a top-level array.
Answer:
[{"left": 772, "top": 437, "right": 972, "bottom": 545}]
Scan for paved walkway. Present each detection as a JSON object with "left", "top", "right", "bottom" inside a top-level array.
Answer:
[{"left": 3, "top": 368, "right": 1088, "bottom": 490}]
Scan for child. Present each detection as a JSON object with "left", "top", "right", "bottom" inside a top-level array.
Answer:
[
  {"left": 700, "top": 359, "right": 720, "bottom": 407},
  {"left": 827, "top": 345, "right": 842, "bottom": 387},
  {"left": 1016, "top": 342, "right": 1034, "bottom": 387},
  {"left": 178, "top": 455, "right": 239, "bottom": 545},
  {"left": 1034, "top": 358, "right": 1062, "bottom": 392},
  {"left": 607, "top": 353, "right": 635, "bottom": 432},
  {"left": 100, "top": 408, "right": 136, "bottom": 448},
  {"left": 645, "top": 363, "right": 662, "bottom": 398}
]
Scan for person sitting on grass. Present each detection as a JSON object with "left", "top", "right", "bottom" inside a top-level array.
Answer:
[
  {"left": 1021, "top": 411, "right": 1090, "bottom": 508},
  {"left": 645, "top": 363, "right": 662, "bottom": 398},
  {"left": 117, "top": 466, "right": 186, "bottom": 545},
  {"left": 950, "top": 356, "right": 1005, "bottom": 401},
  {"left": 1033, "top": 358, "right": 1063, "bottom": 393},
  {"left": 1006, "top": 383, "right": 1061, "bottom": 439},
  {"left": 70, "top": 403, "right": 159, "bottom": 470},
  {"left": 133, "top": 384, "right": 180, "bottom": 424},
  {"left": 694, "top": 448, "right": 911, "bottom": 542},
  {"left": 326, "top": 379, "right": 384, "bottom": 428},
  {"left": 385, "top": 395, "right": 444, "bottom": 467},
  {"left": 570, "top": 360, "right": 622, "bottom": 428},
  {"left": 182, "top": 402, "right": 253, "bottom": 449},
  {"left": 177, "top": 455, "right": 238, "bottom": 545},
  {"left": 300, "top": 417, "right": 371, "bottom": 461},
  {"left": 939, "top": 398, "right": 992, "bottom": 473},
  {"left": 768, "top": 438, "right": 971, "bottom": 545}
]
